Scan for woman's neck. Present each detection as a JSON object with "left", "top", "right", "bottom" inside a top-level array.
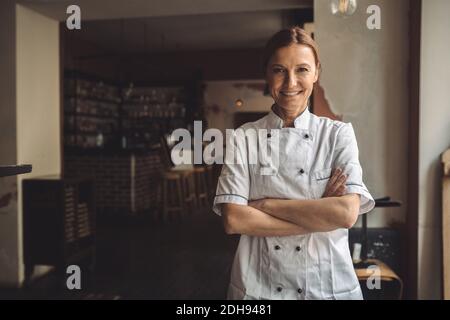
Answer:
[{"left": 273, "top": 103, "right": 307, "bottom": 128}]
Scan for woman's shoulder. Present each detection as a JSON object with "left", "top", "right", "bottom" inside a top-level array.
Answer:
[
  {"left": 310, "top": 113, "right": 348, "bottom": 130},
  {"left": 310, "top": 114, "right": 357, "bottom": 142}
]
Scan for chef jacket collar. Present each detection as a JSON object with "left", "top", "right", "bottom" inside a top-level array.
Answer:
[{"left": 267, "top": 104, "right": 311, "bottom": 130}]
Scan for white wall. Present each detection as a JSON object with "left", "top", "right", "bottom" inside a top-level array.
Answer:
[
  {"left": 16, "top": 4, "right": 61, "bottom": 285},
  {"left": 418, "top": 0, "right": 450, "bottom": 300},
  {"left": 0, "top": 4, "right": 60, "bottom": 287},
  {"left": 314, "top": 0, "right": 409, "bottom": 227},
  {"left": 16, "top": 6, "right": 61, "bottom": 178}
]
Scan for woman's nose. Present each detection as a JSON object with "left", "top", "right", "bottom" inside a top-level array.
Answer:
[{"left": 285, "top": 72, "right": 298, "bottom": 88}]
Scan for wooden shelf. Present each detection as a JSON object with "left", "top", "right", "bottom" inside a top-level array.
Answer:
[
  {"left": 64, "top": 70, "right": 195, "bottom": 150},
  {"left": 65, "top": 112, "right": 118, "bottom": 119},
  {"left": 64, "top": 95, "right": 121, "bottom": 105},
  {"left": 64, "top": 129, "right": 116, "bottom": 135},
  {"left": 0, "top": 165, "right": 32, "bottom": 177}
]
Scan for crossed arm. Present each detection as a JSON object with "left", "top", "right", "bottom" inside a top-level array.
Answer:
[{"left": 221, "top": 168, "right": 361, "bottom": 237}]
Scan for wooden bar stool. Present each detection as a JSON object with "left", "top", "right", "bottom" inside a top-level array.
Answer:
[
  {"left": 159, "top": 167, "right": 197, "bottom": 220},
  {"left": 158, "top": 136, "right": 201, "bottom": 218},
  {"left": 178, "top": 169, "right": 197, "bottom": 215},
  {"left": 204, "top": 164, "right": 215, "bottom": 203},
  {"left": 161, "top": 171, "right": 185, "bottom": 222},
  {"left": 194, "top": 166, "right": 209, "bottom": 209}
]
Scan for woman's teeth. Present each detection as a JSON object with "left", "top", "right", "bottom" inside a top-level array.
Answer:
[{"left": 281, "top": 91, "right": 302, "bottom": 96}]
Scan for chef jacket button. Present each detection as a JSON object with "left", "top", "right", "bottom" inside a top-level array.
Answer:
[
  {"left": 277, "top": 287, "right": 283, "bottom": 292},
  {"left": 274, "top": 245, "right": 281, "bottom": 250},
  {"left": 267, "top": 132, "right": 272, "bottom": 138},
  {"left": 298, "top": 288, "right": 303, "bottom": 294},
  {"left": 304, "top": 134, "right": 309, "bottom": 139},
  {"left": 299, "top": 169, "right": 305, "bottom": 174},
  {"left": 296, "top": 246, "right": 301, "bottom": 252}
]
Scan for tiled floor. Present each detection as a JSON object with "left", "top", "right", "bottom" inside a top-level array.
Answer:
[{"left": 0, "top": 209, "right": 239, "bottom": 300}]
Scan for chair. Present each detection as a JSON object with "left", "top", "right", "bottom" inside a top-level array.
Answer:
[
  {"left": 193, "top": 166, "right": 209, "bottom": 209},
  {"left": 158, "top": 136, "right": 197, "bottom": 220},
  {"left": 355, "top": 259, "right": 403, "bottom": 300},
  {"left": 161, "top": 170, "right": 184, "bottom": 221}
]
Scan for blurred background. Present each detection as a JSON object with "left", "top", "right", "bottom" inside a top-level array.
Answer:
[{"left": 0, "top": 0, "right": 449, "bottom": 300}]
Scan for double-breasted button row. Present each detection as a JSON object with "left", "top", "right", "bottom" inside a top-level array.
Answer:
[
  {"left": 267, "top": 132, "right": 310, "bottom": 139},
  {"left": 275, "top": 287, "right": 304, "bottom": 294},
  {"left": 274, "top": 245, "right": 302, "bottom": 251}
]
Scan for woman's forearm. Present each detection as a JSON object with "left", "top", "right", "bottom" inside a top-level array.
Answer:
[
  {"left": 254, "top": 194, "right": 360, "bottom": 232},
  {"left": 221, "top": 203, "right": 310, "bottom": 237}
]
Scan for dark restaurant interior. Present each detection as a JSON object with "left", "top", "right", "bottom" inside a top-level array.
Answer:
[{"left": 1, "top": 0, "right": 450, "bottom": 300}]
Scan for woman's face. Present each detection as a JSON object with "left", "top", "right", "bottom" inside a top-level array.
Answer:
[{"left": 266, "top": 44, "right": 319, "bottom": 113}]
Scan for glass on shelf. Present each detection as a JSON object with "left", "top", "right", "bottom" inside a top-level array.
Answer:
[{"left": 65, "top": 75, "right": 191, "bottom": 150}]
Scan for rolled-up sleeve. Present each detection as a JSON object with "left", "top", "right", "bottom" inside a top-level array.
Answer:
[
  {"left": 212, "top": 129, "right": 250, "bottom": 216},
  {"left": 333, "top": 123, "right": 375, "bottom": 214}
]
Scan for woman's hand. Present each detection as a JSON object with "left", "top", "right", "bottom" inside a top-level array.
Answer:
[
  {"left": 250, "top": 168, "right": 347, "bottom": 208},
  {"left": 322, "top": 168, "right": 347, "bottom": 198}
]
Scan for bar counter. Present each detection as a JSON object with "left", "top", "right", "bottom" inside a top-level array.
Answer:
[{"left": 65, "top": 148, "right": 162, "bottom": 215}]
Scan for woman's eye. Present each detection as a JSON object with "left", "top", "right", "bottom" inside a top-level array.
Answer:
[
  {"left": 297, "top": 68, "right": 309, "bottom": 73},
  {"left": 273, "top": 68, "right": 285, "bottom": 74}
]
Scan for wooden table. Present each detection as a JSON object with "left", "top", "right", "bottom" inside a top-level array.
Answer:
[{"left": 355, "top": 259, "right": 403, "bottom": 299}]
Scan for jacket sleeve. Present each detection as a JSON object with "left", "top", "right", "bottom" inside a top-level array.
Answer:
[{"left": 333, "top": 123, "right": 375, "bottom": 214}]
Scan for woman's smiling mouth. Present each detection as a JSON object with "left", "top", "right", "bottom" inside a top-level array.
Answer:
[{"left": 280, "top": 90, "right": 303, "bottom": 96}]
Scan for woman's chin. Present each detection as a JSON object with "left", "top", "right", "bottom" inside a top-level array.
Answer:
[{"left": 275, "top": 99, "right": 307, "bottom": 110}]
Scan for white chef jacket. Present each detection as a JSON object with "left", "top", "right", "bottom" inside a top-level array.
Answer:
[{"left": 212, "top": 105, "right": 375, "bottom": 300}]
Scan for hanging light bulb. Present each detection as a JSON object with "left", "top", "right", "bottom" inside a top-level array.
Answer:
[{"left": 330, "top": 0, "right": 357, "bottom": 17}]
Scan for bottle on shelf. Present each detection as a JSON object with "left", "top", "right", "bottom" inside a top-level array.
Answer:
[
  {"left": 96, "top": 132, "right": 104, "bottom": 148},
  {"left": 168, "top": 97, "right": 177, "bottom": 118}
]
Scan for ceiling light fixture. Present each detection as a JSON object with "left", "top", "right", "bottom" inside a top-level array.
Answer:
[{"left": 330, "top": 0, "right": 357, "bottom": 17}]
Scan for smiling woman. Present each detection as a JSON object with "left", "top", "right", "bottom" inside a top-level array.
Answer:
[
  {"left": 263, "top": 27, "right": 320, "bottom": 127},
  {"left": 213, "top": 26, "right": 375, "bottom": 300}
]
